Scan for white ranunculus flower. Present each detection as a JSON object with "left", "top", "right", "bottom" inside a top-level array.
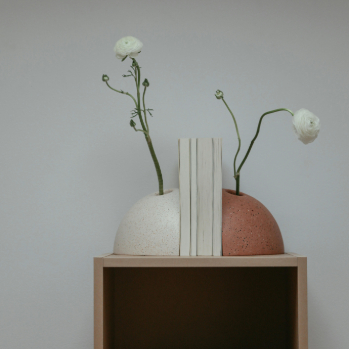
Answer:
[
  {"left": 292, "top": 108, "right": 320, "bottom": 144},
  {"left": 114, "top": 36, "right": 143, "bottom": 60}
]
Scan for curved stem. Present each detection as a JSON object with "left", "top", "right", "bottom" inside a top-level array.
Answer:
[
  {"left": 222, "top": 98, "right": 241, "bottom": 176},
  {"left": 132, "top": 126, "right": 149, "bottom": 135},
  {"left": 105, "top": 81, "right": 137, "bottom": 107},
  {"left": 237, "top": 108, "right": 294, "bottom": 175}
]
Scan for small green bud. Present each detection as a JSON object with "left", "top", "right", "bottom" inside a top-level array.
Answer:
[
  {"left": 130, "top": 119, "right": 136, "bottom": 127},
  {"left": 215, "top": 90, "right": 224, "bottom": 99},
  {"left": 102, "top": 74, "right": 109, "bottom": 82},
  {"left": 142, "top": 78, "right": 149, "bottom": 87}
]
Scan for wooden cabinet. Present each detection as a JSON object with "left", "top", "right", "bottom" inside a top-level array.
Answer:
[{"left": 94, "top": 253, "right": 307, "bottom": 349}]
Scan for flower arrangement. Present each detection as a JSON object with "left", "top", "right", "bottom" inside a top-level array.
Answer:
[
  {"left": 215, "top": 90, "right": 321, "bottom": 196},
  {"left": 102, "top": 36, "right": 164, "bottom": 195}
]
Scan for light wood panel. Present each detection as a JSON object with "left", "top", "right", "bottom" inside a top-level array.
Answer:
[
  {"left": 298, "top": 256, "right": 308, "bottom": 349},
  {"left": 94, "top": 257, "right": 104, "bottom": 349},
  {"left": 94, "top": 253, "right": 307, "bottom": 349},
  {"left": 94, "top": 253, "right": 113, "bottom": 349}
]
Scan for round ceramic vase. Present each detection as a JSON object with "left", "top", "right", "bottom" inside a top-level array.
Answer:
[
  {"left": 114, "top": 189, "right": 180, "bottom": 256},
  {"left": 222, "top": 189, "right": 284, "bottom": 256}
]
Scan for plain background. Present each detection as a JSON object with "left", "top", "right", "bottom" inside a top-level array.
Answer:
[{"left": 1, "top": 0, "right": 348, "bottom": 348}]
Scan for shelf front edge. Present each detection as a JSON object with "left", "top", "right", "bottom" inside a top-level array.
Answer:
[{"left": 103, "top": 254, "right": 298, "bottom": 267}]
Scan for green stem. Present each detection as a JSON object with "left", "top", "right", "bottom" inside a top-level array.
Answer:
[
  {"left": 132, "top": 126, "right": 148, "bottom": 135},
  {"left": 132, "top": 58, "right": 164, "bottom": 195},
  {"left": 237, "top": 108, "right": 294, "bottom": 175},
  {"left": 142, "top": 86, "right": 149, "bottom": 132},
  {"left": 131, "top": 66, "right": 137, "bottom": 86},
  {"left": 147, "top": 137, "right": 164, "bottom": 195},
  {"left": 235, "top": 174, "right": 240, "bottom": 196},
  {"left": 222, "top": 98, "right": 241, "bottom": 176},
  {"left": 105, "top": 81, "right": 137, "bottom": 107},
  {"left": 134, "top": 61, "right": 145, "bottom": 128}
]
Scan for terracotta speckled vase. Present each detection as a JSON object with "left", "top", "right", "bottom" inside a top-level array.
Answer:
[{"left": 222, "top": 189, "right": 284, "bottom": 256}]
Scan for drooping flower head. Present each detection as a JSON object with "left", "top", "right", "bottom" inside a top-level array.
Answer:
[
  {"left": 292, "top": 108, "right": 321, "bottom": 144},
  {"left": 114, "top": 36, "right": 143, "bottom": 60}
]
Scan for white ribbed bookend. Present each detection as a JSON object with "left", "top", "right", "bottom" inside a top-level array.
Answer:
[{"left": 178, "top": 138, "right": 222, "bottom": 256}]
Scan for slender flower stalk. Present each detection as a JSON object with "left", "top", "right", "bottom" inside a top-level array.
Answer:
[
  {"left": 215, "top": 89, "right": 320, "bottom": 196},
  {"left": 142, "top": 79, "right": 150, "bottom": 132},
  {"left": 217, "top": 92, "right": 241, "bottom": 176},
  {"left": 236, "top": 109, "right": 294, "bottom": 175},
  {"left": 103, "top": 75, "right": 138, "bottom": 107},
  {"left": 102, "top": 41, "right": 164, "bottom": 195},
  {"left": 132, "top": 58, "right": 163, "bottom": 195}
]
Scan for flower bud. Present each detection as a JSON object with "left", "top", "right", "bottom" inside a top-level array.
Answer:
[
  {"left": 215, "top": 90, "right": 224, "bottom": 99},
  {"left": 130, "top": 119, "right": 136, "bottom": 127},
  {"left": 142, "top": 79, "right": 149, "bottom": 87},
  {"left": 102, "top": 74, "right": 109, "bottom": 82}
]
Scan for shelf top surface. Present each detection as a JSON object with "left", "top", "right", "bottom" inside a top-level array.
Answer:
[{"left": 96, "top": 253, "right": 304, "bottom": 268}]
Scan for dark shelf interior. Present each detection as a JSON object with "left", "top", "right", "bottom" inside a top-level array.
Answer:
[{"left": 104, "top": 267, "right": 297, "bottom": 349}]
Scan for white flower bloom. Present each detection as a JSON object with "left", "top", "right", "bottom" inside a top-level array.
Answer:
[
  {"left": 292, "top": 108, "right": 320, "bottom": 144},
  {"left": 114, "top": 36, "right": 143, "bottom": 60}
]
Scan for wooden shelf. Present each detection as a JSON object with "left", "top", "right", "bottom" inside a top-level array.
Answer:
[{"left": 94, "top": 253, "right": 307, "bottom": 349}]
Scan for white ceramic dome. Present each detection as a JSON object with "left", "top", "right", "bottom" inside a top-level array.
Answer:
[{"left": 114, "top": 189, "right": 180, "bottom": 256}]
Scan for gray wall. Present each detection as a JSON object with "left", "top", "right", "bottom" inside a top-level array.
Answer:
[{"left": 1, "top": 0, "right": 348, "bottom": 347}]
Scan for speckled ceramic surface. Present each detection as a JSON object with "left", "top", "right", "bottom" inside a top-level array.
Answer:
[
  {"left": 222, "top": 189, "right": 284, "bottom": 256},
  {"left": 114, "top": 189, "right": 180, "bottom": 256}
]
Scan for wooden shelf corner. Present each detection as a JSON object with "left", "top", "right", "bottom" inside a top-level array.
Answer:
[{"left": 94, "top": 253, "right": 307, "bottom": 349}]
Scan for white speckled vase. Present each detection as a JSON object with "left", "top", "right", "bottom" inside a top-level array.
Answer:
[{"left": 114, "top": 188, "right": 180, "bottom": 256}]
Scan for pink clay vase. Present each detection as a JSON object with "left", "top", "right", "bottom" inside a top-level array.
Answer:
[{"left": 222, "top": 189, "right": 284, "bottom": 256}]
